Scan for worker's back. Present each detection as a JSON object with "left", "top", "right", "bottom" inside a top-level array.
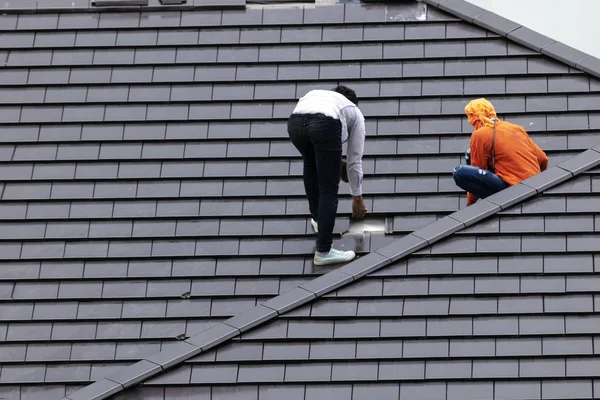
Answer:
[{"left": 470, "top": 120, "right": 548, "bottom": 186}]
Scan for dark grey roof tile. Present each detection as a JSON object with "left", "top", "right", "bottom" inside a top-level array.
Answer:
[
  {"left": 445, "top": 59, "right": 486, "bottom": 76},
  {"left": 70, "top": 67, "right": 112, "bottom": 84},
  {"left": 544, "top": 336, "right": 593, "bottom": 356},
  {"left": 0, "top": 365, "right": 46, "bottom": 383},
  {"left": 521, "top": 275, "right": 565, "bottom": 293},
  {"left": 428, "top": 317, "right": 473, "bottom": 336},
  {"left": 238, "top": 364, "right": 286, "bottom": 383},
  {"left": 521, "top": 358, "right": 566, "bottom": 378},
  {"left": 486, "top": 57, "right": 527, "bottom": 75},
  {"left": 77, "top": 300, "right": 121, "bottom": 320},
  {"left": 450, "top": 338, "right": 495, "bottom": 357},
  {"left": 330, "top": 361, "right": 377, "bottom": 381},
  {"left": 284, "top": 362, "right": 332, "bottom": 382},
  {"left": 0, "top": 14, "right": 18, "bottom": 30},
  {"left": 46, "top": 364, "right": 92, "bottom": 383},
  {"left": 17, "top": 13, "right": 58, "bottom": 29},
  {"left": 26, "top": 343, "right": 71, "bottom": 363},
  {"left": 307, "top": 340, "right": 355, "bottom": 360},
  {"left": 568, "top": 274, "right": 600, "bottom": 291},
  {"left": 426, "top": 359, "right": 472, "bottom": 379},
  {"left": 176, "top": 219, "right": 219, "bottom": 237},
  {"left": 450, "top": 297, "right": 497, "bottom": 315},
  {"left": 496, "top": 337, "right": 542, "bottom": 356},
  {"left": 474, "top": 316, "right": 518, "bottom": 335}
]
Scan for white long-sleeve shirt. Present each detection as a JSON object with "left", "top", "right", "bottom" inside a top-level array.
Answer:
[{"left": 292, "top": 90, "right": 366, "bottom": 197}]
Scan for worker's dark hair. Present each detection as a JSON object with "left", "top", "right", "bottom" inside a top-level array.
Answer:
[{"left": 332, "top": 85, "right": 358, "bottom": 105}]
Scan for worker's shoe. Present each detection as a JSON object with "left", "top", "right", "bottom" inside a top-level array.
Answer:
[
  {"left": 310, "top": 218, "right": 318, "bottom": 233},
  {"left": 314, "top": 248, "right": 356, "bottom": 266}
]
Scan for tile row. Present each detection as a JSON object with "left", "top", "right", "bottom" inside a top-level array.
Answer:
[
  {"left": 0, "top": 24, "right": 507, "bottom": 50},
  {"left": 0, "top": 139, "right": 581, "bottom": 163},
  {"left": 0, "top": 57, "right": 581, "bottom": 86},
  {"left": 192, "top": 336, "right": 600, "bottom": 363},
  {"left": 1, "top": 252, "right": 597, "bottom": 282},
  {"left": 1, "top": 102, "right": 598, "bottom": 127},
  {"left": 0, "top": 216, "right": 349, "bottom": 240},
  {"left": 3, "top": 94, "right": 600, "bottom": 123},
  {"left": 496, "top": 194, "right": 600, "bottom": 215},
  {"left": 0, "top": 5, "right": 460, "bottom": 30},
  {"left": 6, "top": 358, "right": 600, "bottom": 386},
  {"left": 0, "top": 235, "right": 371, "bottom": 260},
  {"left": 0, "top": 318, "right": 227, "bottom": 342},
  {"left": 4, "top": 270, "right": 599, "bottom": 301},
  {"left": 0, "top": 385, "right": 79, "bottom": 400},
  {"left": 0, "top": 76, "right": 597, "bottom": 106},
  {"left": 0, "top": 160, "right": 455, "bottom": 181},
  {"left": 0, "top": 148, "right": 587, "bottom": 182},
  {"left": 246, "top": 315, "right": 600, "bottom": 340},
  {"left": 99, "top": 380, "right": 600, "bottom": 400},
  {"left": 1, "top": 40, "right": 539, "bottom": 67},
  {"left": 2, "top": 190, "right": 596, "bottom": 222},
  {"left": 0, "top": 256, "right": 315, "bottom": 281},
  {"left": 1, "top": 209, "right": 599, "bottom": 242},
  {"left": 0, "top": 187, "right": 465, "bottom": 216},
  {"left": 0, "top": 277, "right": 312, "bottom": 301},
  {"left": 1, "top": 233, "right": 600, "bottom": 261},
  {"left": 278, "top": 294, "right": 600, "bottom": 318},
  {"left": 101, "top": 358, "right": 600, "bottom": 385},
  {"left": 0, "top": 297, "right": 280, "bottom": 322},
  {"left": 0, "top": 339, "right": 181, "bottom": 363},
  {"left": 0, "top": 115, "right": 595, "bottom": 144},
  {"left": 4, "top": 314, "right": 600, "bottom": 344},
  {"left": 0, "top": 196, "right": 450, "bottom": 221}
]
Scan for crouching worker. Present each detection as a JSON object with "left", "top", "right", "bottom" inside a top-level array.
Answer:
[
  {"left": 287, "top": 85, "right": 367, "bottom": 266},
  {"left": 454, "top": 98, "right": 549, "bottom": 206}
]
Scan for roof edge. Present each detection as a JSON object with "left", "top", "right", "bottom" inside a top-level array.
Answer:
[
  {"left": 63, "top": 145, "right": 600, "bottom": 400},
  {"left": 421, "top": 0, "right": 600, "bottom": 79}
]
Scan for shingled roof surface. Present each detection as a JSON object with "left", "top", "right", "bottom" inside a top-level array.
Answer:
[{"left": 2, "top": 0, "right": 600, "bottom": 399}]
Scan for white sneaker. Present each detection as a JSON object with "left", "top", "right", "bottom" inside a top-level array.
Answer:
[
  {"left": 310, "top": 218, "right": 318, "bottom": 233},
  {"left": 314, "top": 248, "right": 356, "bottom": 266}
]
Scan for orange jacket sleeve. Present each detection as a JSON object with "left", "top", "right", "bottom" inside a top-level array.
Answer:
[
  {"left": 528, "top": 135, "right": 548, "bottom": 171},
  {"left": 466, "top": 131, "right": 489, "bottom": 206}
]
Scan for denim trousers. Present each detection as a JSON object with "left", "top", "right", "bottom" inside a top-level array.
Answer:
[
  {"left": 287, "top": 113, "right": 342, "bottom": 253},
  {"left": 453, "top": 149, "right": 509, "bottom": 199}
]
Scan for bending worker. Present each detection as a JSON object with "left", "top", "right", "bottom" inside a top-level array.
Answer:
[
  {"left": 453, "top": 98, "right": 549, "bottom": 206},
  {"left": 287, "top": 85, "right": 367, "bottom": 266}
]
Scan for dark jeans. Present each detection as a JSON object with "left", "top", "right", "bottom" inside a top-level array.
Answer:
[
  {"left": 453, "top": 165, "right": 509, "bottom": 199},
  {"left": 288, "top": 113, "right": 342, "bottom": 253}
]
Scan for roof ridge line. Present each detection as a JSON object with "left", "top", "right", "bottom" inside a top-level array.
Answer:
[
  {"left": 420, "top": 0, "right": 600, "bottom": 79},
  {"left": 63, "top": 146, "right": 600, "bottom": 400}
]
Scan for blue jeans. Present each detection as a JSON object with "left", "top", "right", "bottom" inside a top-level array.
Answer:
[
  {"left": 453, "top": 165, "right": 509, "bottom": 199},
  {"left": 453, "top": 149, "right": 509, "bottom": 199},
  {"left": 288, "top": 113, "right": 342, "bottom": 253}
]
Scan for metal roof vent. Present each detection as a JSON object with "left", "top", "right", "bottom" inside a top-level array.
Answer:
[{"left": 342, "top": 217, "right": 392, "bottom": 237}]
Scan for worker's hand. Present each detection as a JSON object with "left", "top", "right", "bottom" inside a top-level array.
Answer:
[{"left": 351, "top": 196, "right": 367, "bottom": 219}]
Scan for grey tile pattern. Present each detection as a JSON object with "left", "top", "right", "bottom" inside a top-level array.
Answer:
[{"left": 4, "top": 1, "right": 600, "bottom": 399}]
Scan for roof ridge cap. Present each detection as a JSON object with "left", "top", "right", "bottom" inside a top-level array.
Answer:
[
  {"left": 63, "top": 145, "right": 600, "bottom": 400},
  {"left": 421, "top": 0, "right": 600, "bottom": 79}
]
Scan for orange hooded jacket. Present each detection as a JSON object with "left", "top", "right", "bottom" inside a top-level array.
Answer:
[{"left": 465, "top": 99, "right": 549, "bottom": 205}]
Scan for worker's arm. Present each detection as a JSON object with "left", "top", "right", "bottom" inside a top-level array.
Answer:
[
  {"left": 528, "top": 135, "right": 548, "bottom": 171},
  {"left": 344, "top": 106, "right": 365, "bottom": 197},
  {"left": 516, "top": 125, "right": 548, "bottom": 171}
]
